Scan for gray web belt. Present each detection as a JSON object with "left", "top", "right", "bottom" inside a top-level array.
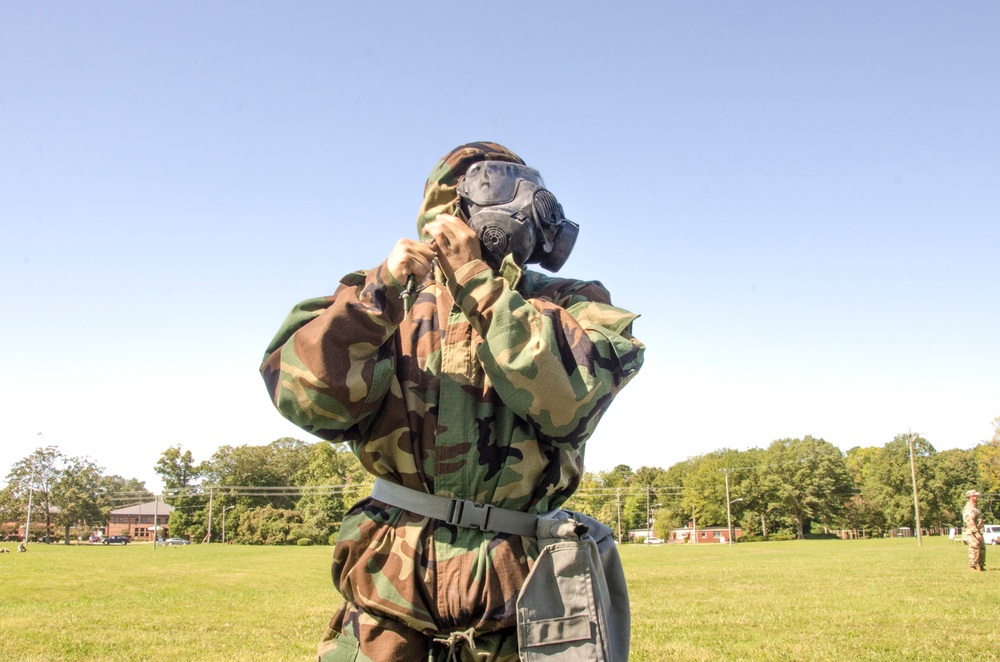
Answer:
[{"left": 371, "top": 478, "right": 538, "bottom": 537}]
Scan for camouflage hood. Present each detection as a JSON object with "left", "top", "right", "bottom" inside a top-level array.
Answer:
[{"left": 416, "top": 141, "right": 524, "bottom": 241}]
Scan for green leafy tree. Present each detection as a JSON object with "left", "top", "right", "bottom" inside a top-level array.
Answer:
[
  {"left": 761, "top": 436, "right": 851, "bottom": 539},
  {"left": 633, "top": 466, "right": 668, "bottom": 487},
  {"left": 857, "top": 434, "right": 937, "bottom": 532},
  {"left": 562, "top": 471, "right": 618, "bottom": 533},
  {"left": 155, "top": 445, "right": 200, "bottom": 494},
  {"left": 838, "top": 494, "right": 884, "bottom": 537},
  {"left": 975, "top": 418, "right": 1000, "bottom": 506},
  {"left": 0, "top": 485, "right": 24, "bottom": 536},
  {"left": 202, "top": 438, "right": 312, "bottom": 510},
  {"left": 52, "top": 456, "right": 105, "bottom": 543},
  {"left": 845, "top": 445, "right": 883, "bottom": 489},
  {"left": 627, "top": 466, "right": 674, "bottom": 538},
  {"left": 294, "top": 441, "right": 371, "bottom": 538},
  {"left": 98, "top": 475, "right": 152, "bottom": 513},
  {"left": 197, "top": 438, "right": 314, "bottom": 541},
  {"left": 155, "top": 445, "right": 205, "bottom": 541},
  {"left": 731, "top": 447, "right": 781, "bottom": 538},
  {"left": 6, "top": 446, "right": 64, "bottom": 540},
  {"left": 589, "top": 465, "right": 634, "bottom": 541},
  {"left": 652, "top": 457, "right": 698, "bottom": 537},
  {"left": 842, "top": 446, "right": 887, "bottom": 535},
  {"left": 651, "top": 501, "right": 683, "bottom": 539},
  {"left": 680, "top": 449, "right": 743, "bottom": 529},
  {"left": 973, "top": 418, "right": 1000, "bottom": 522},
  {"left": 235, "top": 506, "right": 305, "bottom": 545},
  {"left": 602, "top": 465, "right": 633, "bottom": 489},
  {"left": 622, "top": 489, "right": 649, "bottom": 534},
  {"left": 266, "top": 438, "right": 314, "bottom": 487},
  {"left": 931, "top": 448, "right": 980, "bottom": 528},
  {"left": 562, "top": 467, "right": 643, "bottom": 542}
]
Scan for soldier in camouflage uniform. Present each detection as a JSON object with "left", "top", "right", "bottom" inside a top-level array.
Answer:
[
  {"left": 261, "top": 142, "right": 643, "bottom": 661},
  {"left": 963, "top": 489, "right": 985, "bottom": 571}
]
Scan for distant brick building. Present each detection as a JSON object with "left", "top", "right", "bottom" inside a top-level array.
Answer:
[
  {"left": 106, "top": 501, "right": 174, "bottom": 541},
  {"left": 670, "top": 524, "right": 743, "bottom": 544}
]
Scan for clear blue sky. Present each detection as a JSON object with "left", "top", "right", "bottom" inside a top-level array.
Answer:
[{"left": 3, "top": 2, "right": 998, "bottom": 492}]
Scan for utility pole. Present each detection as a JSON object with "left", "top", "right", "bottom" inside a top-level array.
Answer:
[
  {"left": 153, "top": 494, "right": 159, "bottom": 550},
  {"left": 725, "top": 469, "right": 733, "bottom": 546},
  {"left": 24, "top": 461, "right": 35, "bottom": 544},
  {"left": 646, "top": 486, "right": 651, "bottom": 541},
  {"left": 615, "top": 488, "right": 622, "bottom": 544},
  {"left": 206, "top": 487, "right": 214, "bottom": 543},
  {"left": 908, "top": 430, "right": 923, "bottom": 547},
  {"left": 23, "top": 434, "right": 41, "bottom": 544},
  {"left": 223, "top": 505, "right": 236, "bottom": 544}
]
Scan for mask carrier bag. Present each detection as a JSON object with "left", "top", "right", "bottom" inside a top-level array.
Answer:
[{"left": 516, "top": 511, "right": 630, "bottom": 662}]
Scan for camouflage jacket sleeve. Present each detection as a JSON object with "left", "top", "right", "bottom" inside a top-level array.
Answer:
[
  {"left": 259, "top": 262, "right": 404, "bottom": 440},
  {"left": 449, "top": 258, "right": 644, "bottom": 443}
]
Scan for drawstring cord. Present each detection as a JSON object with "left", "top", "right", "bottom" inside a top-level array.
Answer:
[{"left": 428, "top": 627, "right": 477, "bottom": 662}]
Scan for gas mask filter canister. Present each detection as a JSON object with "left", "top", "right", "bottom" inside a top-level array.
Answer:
[{"left": 457, "top": 161, "right": 579, "bottom": 272}]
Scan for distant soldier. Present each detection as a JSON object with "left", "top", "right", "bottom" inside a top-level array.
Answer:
[{"left": 962, "top": 489, "right": 985, "bottom": 571}]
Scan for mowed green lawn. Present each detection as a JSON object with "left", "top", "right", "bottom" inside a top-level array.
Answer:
[{"left": 1, "top": 537, "right": 996, "bottom": 661}]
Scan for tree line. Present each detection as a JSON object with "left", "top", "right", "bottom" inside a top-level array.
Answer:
[
  {"left": 564, "top": 420, "right": 1000, "bottom": 542},
  {"left": 153, "top": 438, "right": 371, "bottom": 545},
  {"left": 4, "top": 417, "right": 998, "bottom": 545},
  {"left": 1, "top": 446, "right": 151, "bottom": 542},
  {"left": 0, "top": 439, "right": 370, "bottom": 545}
]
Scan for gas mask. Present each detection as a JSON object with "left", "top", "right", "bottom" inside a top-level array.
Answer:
[{"left": 457, "top": 161, "right": 579, "bottom": 272}]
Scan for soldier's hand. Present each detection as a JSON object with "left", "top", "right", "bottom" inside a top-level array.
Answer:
[
  {"left": 423, "top": 214, "right": 482, "bottom": 281},
  {"left": 387, "top": 238, "right": 437, "bottom": 285}
]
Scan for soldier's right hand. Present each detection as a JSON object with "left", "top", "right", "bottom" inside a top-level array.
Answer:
[{"left": 387, "top": 238, "right": 437, "bottom": 285}]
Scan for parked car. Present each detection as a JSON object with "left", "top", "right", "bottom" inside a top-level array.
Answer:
[
  {"left": 162, "top": 538, "right": 190, "bottom": 546},
  {"left": 984, "top": 525, "right": 1000, "bottom": 545},
  {"left": 644, "top": 537, "right": 664, "bottom": 545},
  {"left": 102, "top": 535, "right": 130, "bottom": 545}
]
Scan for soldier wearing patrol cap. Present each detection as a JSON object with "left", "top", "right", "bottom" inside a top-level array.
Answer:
[
  {"left": 963, "top": 489, "right": 985, "bottom": 571},
  {"left": 261, "top": 142, "right": 644, "bottom": 661}
]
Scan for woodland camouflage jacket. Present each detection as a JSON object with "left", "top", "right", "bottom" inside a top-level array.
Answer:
[{"left": 260, "top": 143, "right": 644, "bottom": 636}]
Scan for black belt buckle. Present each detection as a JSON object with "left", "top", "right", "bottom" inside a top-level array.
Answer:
[{"left": 446, "top": 498, "right": 492, "bottom": 531}]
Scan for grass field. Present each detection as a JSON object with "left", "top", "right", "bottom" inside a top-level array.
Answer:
[{"left": 1, "top": 537, "right": 997, "bottom": 661}]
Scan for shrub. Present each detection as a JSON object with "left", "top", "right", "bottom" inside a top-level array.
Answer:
[
  {"left": 768, "top": 532, "right": 797, "bottom": 541},
  {"left": 328, "top": 532, "right": 338, "bottom": 546},
  {"left": 805, "top": 532, "right": 839, "bottom": 540},
  {"left": 236, "top": 507, "right": 304, "bottom": 545},
  {"left": 296, "top": 538, "right": 313, "bottom": 546}
]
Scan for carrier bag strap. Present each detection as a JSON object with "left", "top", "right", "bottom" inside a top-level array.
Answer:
[{"left": 371, "top": 478, "right": 538, "bottom": 537}]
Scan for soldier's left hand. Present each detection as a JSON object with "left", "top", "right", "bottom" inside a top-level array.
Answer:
[{"left": 423, "top": 214, "right": 482, "bottom": 280}]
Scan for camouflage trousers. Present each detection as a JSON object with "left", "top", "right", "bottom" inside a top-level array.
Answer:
[
  {"left": 968, "top": 539, "right": 986, "bottom": 570},
  {"left": 317, "top": 601, "right": 521, "bottom": 662}
]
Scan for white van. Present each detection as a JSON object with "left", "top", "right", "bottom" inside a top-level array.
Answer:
[{"left": 984, "top": 525, "right": 1000, "bottom": 545}]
